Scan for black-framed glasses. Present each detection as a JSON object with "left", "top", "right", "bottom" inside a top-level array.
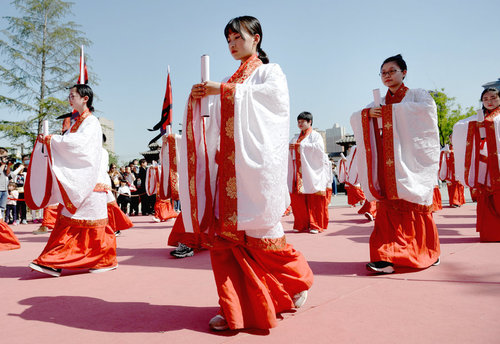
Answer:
[{"left": 379, "top": 70, "right": 401, "bottom": 77}]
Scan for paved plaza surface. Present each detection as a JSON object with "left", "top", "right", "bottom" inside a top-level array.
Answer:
[{"left": 1, "top": 189, "right": 499, "bottom": 343}]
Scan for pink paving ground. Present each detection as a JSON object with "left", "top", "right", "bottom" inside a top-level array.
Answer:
[{"left": 1, "top": 193, "right": 500, "bottom": 344}]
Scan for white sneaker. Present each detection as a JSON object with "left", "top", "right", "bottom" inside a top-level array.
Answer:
[
  {"left": 292, "top": 229, "right": 300, "bottom": 233},
  {"left": 309, "top": 229, "right": 319, "bottom": 234},
  {"left": 89, "top": 264, "right": 118, "bottom": 273},
  {"left": 152, "top": 217, "right": 161, "bottom": 223},
  {"left": 364, "top": 212, "right": 374, "bottom": 221},
  {"left": 29, "top": 262, "right": 61, "bottom": 277},
  {"left": 293, "top": 290, "right": 308, "bottom": 308}
]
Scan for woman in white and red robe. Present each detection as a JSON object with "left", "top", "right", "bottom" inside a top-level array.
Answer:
[
  {"left": 288, "top": 112, "right": 330, "bottom": 233},
  {"left": 337, "top": 147, "right": 376, "bottom": 220},
  {"left": 351, "top": 54, "right": 441, "bottom": 274},
  {"left": 146, "top": 160, "right": 178, "bottom": 223},
  {"left": 453, "top": 88, "right": 500, "bottom": 242},
  {"left": 343, "top": 146, "right": 367, "bottom": 207},
  {"left": 27, "top": 85, "right": 117, "bottom": 277},
  {"left": 184, "top": 16, "right": 313, "bottom": 330},
  {"left": 439, "top": 143, "right": 465, "bottom": 207}
]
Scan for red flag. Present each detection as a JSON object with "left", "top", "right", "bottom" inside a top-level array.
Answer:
[
  {"left": 77, "top": 45, "right": 88, "bottom": 84},
  {"left": 160, "top": 70, "right": 172, "bottom": 135},
  {"left": 148, "top": 67, "right": 173, "bottom": 144}
]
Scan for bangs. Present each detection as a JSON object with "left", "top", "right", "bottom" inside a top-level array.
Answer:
[{"left": 224, "top": 17, "right": 247, "bottom": 39}]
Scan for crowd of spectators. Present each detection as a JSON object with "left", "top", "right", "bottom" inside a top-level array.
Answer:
[
  {"left": 1, "top": 146, "right": 161, "bottom": 223},
  {"left": 1, "top": 147, "right": 31, "bottom": 225},
  {"left": 108, "top": 158, "right": 156, "bottom": 216}
]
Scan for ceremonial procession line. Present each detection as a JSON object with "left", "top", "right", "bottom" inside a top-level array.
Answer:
[{"left": 1, "top": 191, "right": 499, "bottom": 344}]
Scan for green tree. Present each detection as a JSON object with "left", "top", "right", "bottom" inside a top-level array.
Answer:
[
  {"left": 0, "top": 0, "right": 91, "bottom": 147},
  {"left": 430, "top": 89, "right": 475, "bottom": 147}
]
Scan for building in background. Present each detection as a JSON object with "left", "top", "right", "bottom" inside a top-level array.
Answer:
[
  {"left": 325, "top": 123, "right": 346, "bottom": 155},
  {"left": 98, "top": 117, "right": 115, "bottom": 153},
  {"left": 483, "top": 78, "right": 500, "bottom": 91}
]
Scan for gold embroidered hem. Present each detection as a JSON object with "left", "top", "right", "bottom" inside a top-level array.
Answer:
[
  {"left": 93, "top": 183, "right": 111, "bottom": 192},
  {"left": 59, "top": 215, "right": 108, "bottom": 228},
  {"left": 376, "top": 199, "right": 432, "bottom": 213}
]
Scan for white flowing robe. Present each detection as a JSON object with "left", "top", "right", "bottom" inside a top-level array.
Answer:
[
  {"left": 160, "top": 133, "right": 181, "bottom": 200},
  {"left": 178, "top": 63, "right": 290, "bottom": 239},
  {"left": 350, "top": 88, "right": 440, "bottom": 206},
  {"left": 344, "top": 145, "right": 361, "bottom": 187},
  {"left": 453, "top": 114, "right": 500, "bottom": 188},
  {"left": 287, "top": 130, "right": 329, "bottom": 194},
  {"left": 28, "top": 114, "right": 107, "bottom": 220}
]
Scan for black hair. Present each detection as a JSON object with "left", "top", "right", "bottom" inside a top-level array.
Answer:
[
  {"left": 297, "top": 111, "right": 313, "bottom": 124},
  {"left": 70, "top": 84, "right": 94, "bottom": 112},
  {"left": 481, "top": 87, "right": 500, "bottom": 112},
  {"left": 140, "top": 158, "right": 147, "bottom": 165},
  {"left": 102, "top": 134, "right": 107, "bottom": 143},
  {"left": 381, "top": 54, "right": 407, "bottom": 77},
  {"left": 224, "top": 16, "right": 269, "bottom": 64}
]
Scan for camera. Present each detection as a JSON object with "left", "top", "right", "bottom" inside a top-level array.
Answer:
[{"left": 1, "top": 156, "right": 16, "bottom": 164}]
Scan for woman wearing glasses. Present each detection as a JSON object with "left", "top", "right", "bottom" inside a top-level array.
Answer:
[{"left": 350, "top": 54, "right": 441, "bottom": 274}]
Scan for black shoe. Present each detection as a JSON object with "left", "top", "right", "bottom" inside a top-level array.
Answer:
[
  {"left": 29, "top": 262, "right": 62, "bottom": 277},
  {"left": 115, "top": 230, "right": 121, "bottom": 237},
  {"left": 171, "top": 243, "right": 194, "bottom": 258},
  {"left": 366, "top": 261, "right": 394, "bottom": 274}
]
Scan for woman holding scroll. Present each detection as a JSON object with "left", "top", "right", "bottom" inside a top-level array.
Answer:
[
  {"left": 453, "top": 88, "right": 500, "bottom": 241},
  {"left": 350, "top": 54, "right": 441, "bottom": 274},
  {"left": 184, "top": 16, "right": 313, "bottom": 331}
]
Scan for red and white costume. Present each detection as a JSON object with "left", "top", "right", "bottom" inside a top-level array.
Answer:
[
  {"left": 288, "top": 128, "right": 331, "bottom": 232},
  {"left": 178, "top": 55, "right": 313, "bottom": 329},
  {"left": 439, "top": 144, "right": 465, "bottom": 207},
  {"left": 351, "top": 84, "right": 441, "bottom": 268},
  {"left": 337, "top": 146, "right": 366, "bottom": 207},
  {"left": 146, "top": 159, "right": 178, "bottom": 223},
  {"left": 26, "top": 110, "right": 117, "bottom": 270},
  {"left": 453, "top": 107, "right": 500, "bottom": 241}
]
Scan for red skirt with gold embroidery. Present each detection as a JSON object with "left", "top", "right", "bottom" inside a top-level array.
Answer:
[
  {"left": 476, "top": 189, "right": 500, "bottom": 242},
  {"left": 346, "top": 185, "right": 365, "bottom": 206},
  {"left": 447, "top": 182, "right": 465, "bottom": 206},
  {"left": 107, "top": 201, "right": 133, "bottom": 231},
  {"left": 290, "top": 193, "right": 329, "bottom": 232},
  {"left": 210, "top": 239, "right": 313, "bottom": 330},
  {"left": 432, "top": 186, "right": 442, "bottom": 212},
  {"left": 154, "top": 198, "right": 178, "bottom": 222},
  {"left": 369, "top": 200, "right": 440, "bottom": 268},
  {"left": 167, "top": 212, "right": 203, "bottom": 249},
  {"left": 358, "top": 200, "right": 377, "bottom": 217},
  {"left": 33, "top": 215, "right": 117, "bottom": 269},
  {"left": 41, "top": 205, "right": 60, "bottom": 229},
  {"left": 0, "top": 220, "right": 20, "bottom": 251}
]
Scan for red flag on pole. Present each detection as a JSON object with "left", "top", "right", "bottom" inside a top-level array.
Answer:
[
  {"left": 160, "top": 67, "right": 173, "bottom": 135},
  {"left": 148, "top": 66, "right": 173, "bottom": 143}
]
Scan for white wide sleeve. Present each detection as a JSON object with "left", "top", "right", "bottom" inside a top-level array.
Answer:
[{"left": 49, "top": 116, "right": 102, "bottom": 210}]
